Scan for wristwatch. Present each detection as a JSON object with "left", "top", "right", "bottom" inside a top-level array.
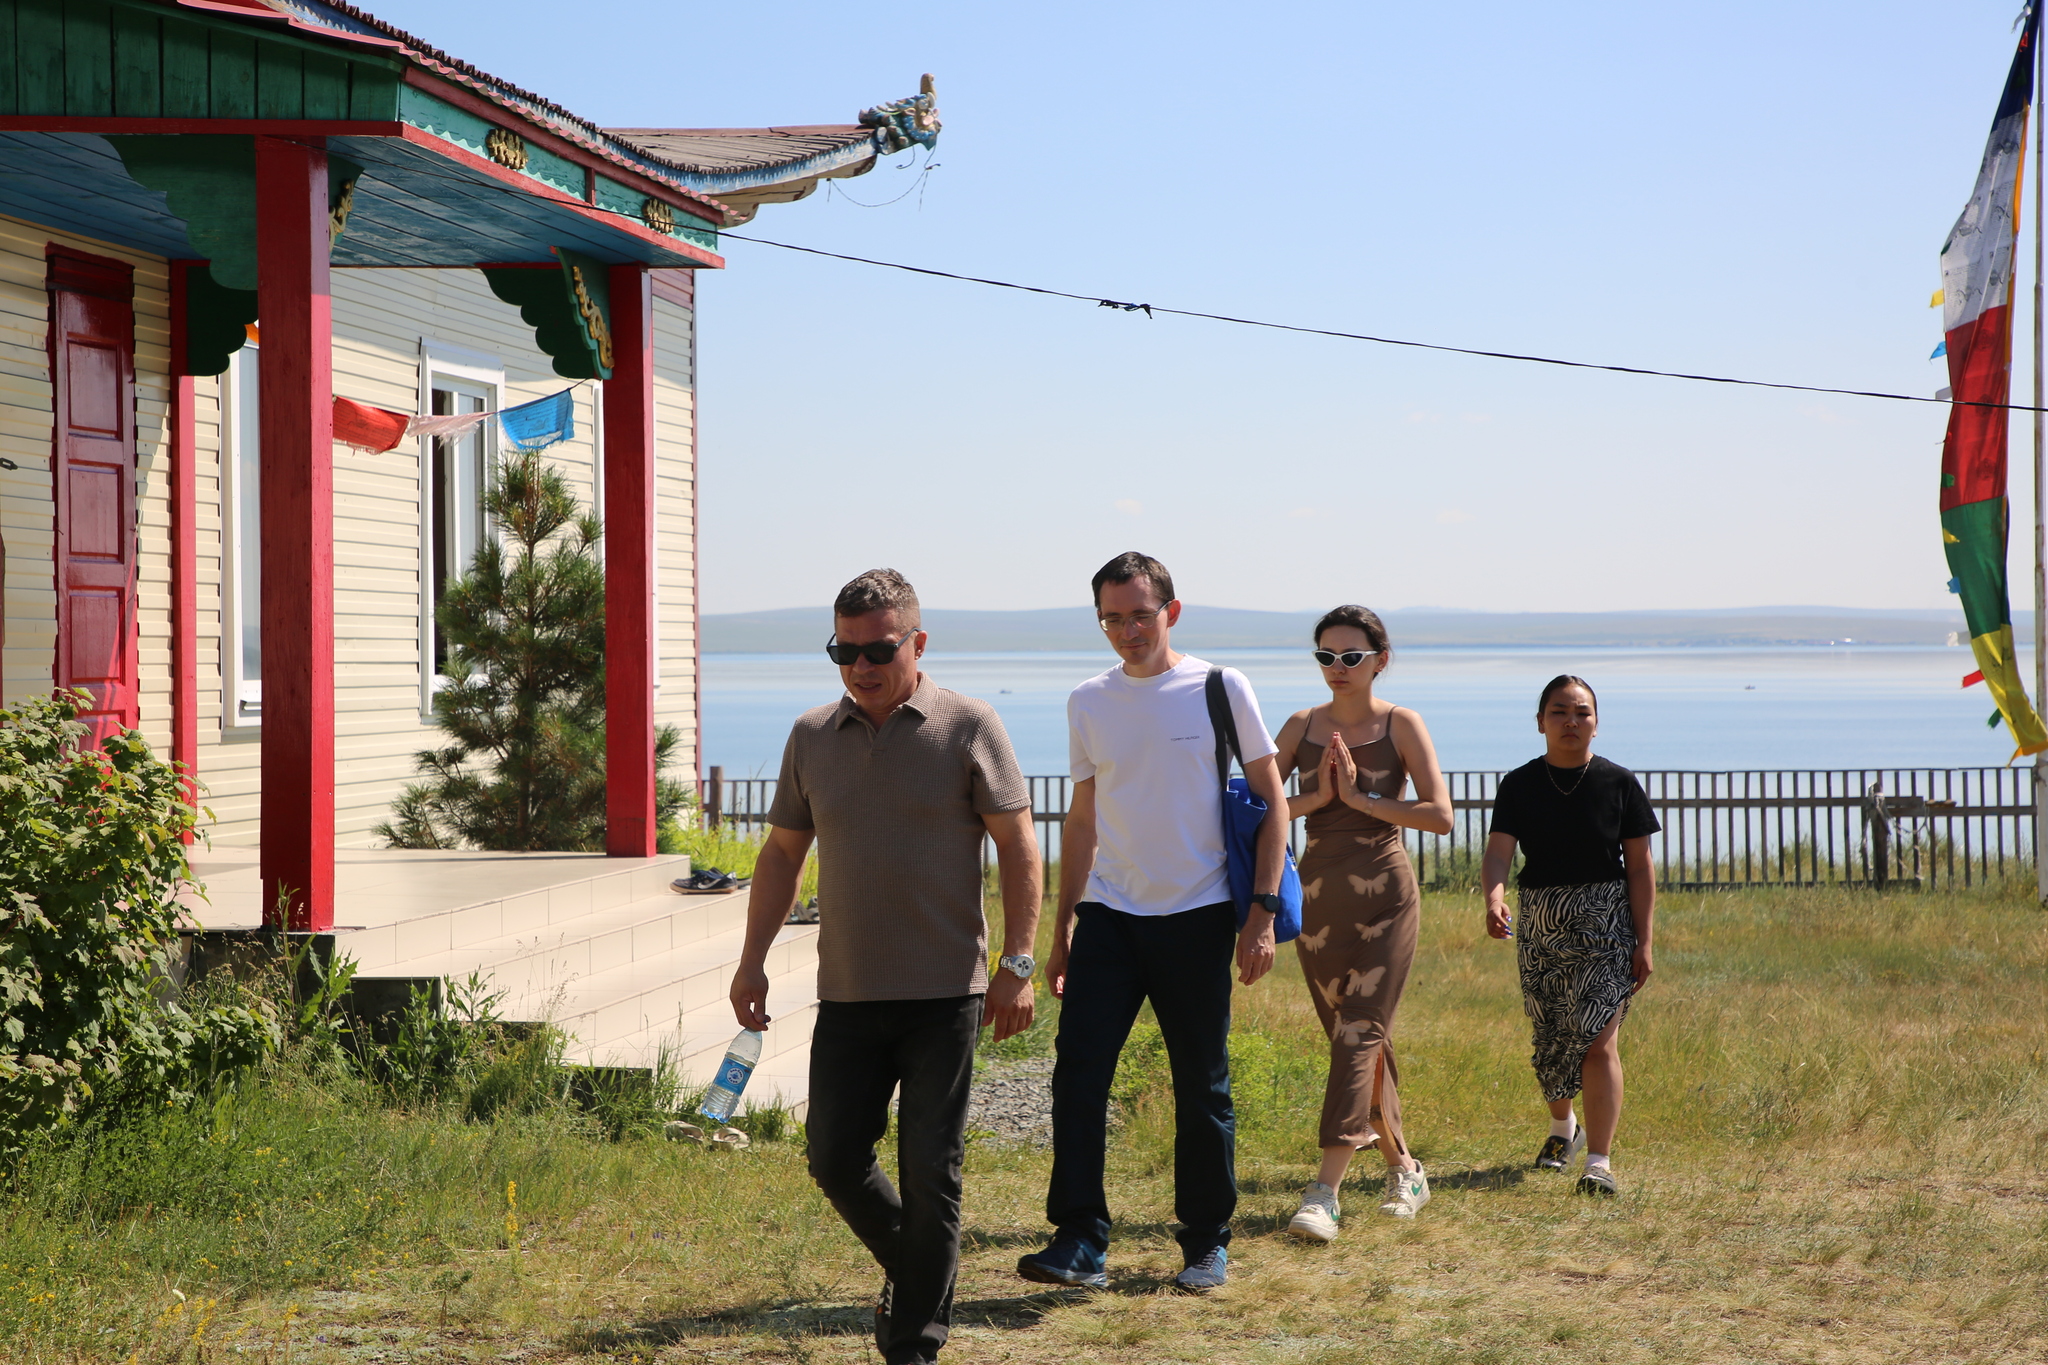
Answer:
[
  {"left": 1252, "top": 893, "right": 1286, "bottom": 916},
  {"left": 998, "top": 953, "right": 1037, "bottom": 981}
]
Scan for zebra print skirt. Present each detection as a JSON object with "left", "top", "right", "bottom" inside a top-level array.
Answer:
[{"left": 1516, "top": 879, "right": 1637, "bottom": 1101}]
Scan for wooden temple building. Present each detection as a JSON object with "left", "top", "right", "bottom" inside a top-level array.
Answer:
[{"left": 0, "top": 0, "right": 938, "bottom": 1109}]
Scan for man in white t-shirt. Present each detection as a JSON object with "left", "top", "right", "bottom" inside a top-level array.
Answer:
[{"left": 1017, "top": 552, "right": 1290, "bottom": 1295}]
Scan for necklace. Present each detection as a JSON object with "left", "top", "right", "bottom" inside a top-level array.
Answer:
[{"left": 1545, "top": 756, "right": 1593, "bottom": 795}]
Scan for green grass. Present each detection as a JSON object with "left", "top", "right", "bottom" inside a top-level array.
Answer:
[{"left": 5, "top": 880, "right": 2047, "bottom": 1363}]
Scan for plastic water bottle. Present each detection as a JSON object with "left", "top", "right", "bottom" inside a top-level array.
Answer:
[{"left": 698, "top": 1029, "right": 763, "bottom": 1122}]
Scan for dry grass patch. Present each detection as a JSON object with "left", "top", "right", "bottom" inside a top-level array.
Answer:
[{"left": 5, "top": 881, "right": 2046, "bottom": 1363}]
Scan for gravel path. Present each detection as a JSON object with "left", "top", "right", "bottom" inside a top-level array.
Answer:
[{"left": 966, "top": 1056, "right": 1056, "bottom": 1146}]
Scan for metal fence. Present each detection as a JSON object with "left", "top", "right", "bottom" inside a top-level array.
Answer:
[{"left": 701, "top": 765, "right": 2037, "bottom": 890}]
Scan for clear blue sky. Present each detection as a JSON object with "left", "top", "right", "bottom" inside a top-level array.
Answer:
[{"left": 385, "top": 0, "right": 2035, "bottom": 614}]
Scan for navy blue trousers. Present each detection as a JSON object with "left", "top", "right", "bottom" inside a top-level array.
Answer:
[{"left": 1047, "top": 900, "right": 1237, "bottom": 1258}]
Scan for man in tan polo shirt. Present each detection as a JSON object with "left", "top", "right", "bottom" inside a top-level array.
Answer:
[{"left": 731, "top": 567, "right": 1041, "bottom": 1365}]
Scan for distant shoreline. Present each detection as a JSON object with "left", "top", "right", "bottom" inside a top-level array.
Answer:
[{"left": 703, "top": 605, "right": 1990, "bottom": 654}]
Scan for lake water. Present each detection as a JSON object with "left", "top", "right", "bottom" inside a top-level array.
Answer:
[{"left": 701, "top": 646, "right": 2017, "bottom": 780}]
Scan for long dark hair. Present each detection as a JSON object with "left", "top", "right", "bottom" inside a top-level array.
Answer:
[{"left": 1536, "top": 674, "right": 1597, "bottom": 717}]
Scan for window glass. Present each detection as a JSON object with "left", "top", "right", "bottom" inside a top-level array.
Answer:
[
  {"left": 225, "top": 347, "right": 262, "bottom": 725},
  {"left": 427, "top": 379, "right": 492, "bottom": 683}
]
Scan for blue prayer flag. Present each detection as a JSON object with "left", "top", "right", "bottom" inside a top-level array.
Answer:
[
  {"left": 499, "top": 388, "right": 576, "bottom": 451},
  {"left": 1930, "top": 339, "right": 1948, "bottom": 359}
]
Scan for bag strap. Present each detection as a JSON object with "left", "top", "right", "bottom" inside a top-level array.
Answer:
[{"left": 1206, "top": 666, "right": 1242, "bottom": 790}]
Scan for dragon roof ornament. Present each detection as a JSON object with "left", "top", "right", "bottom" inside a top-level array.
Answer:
[{"left": 860, "top": 75, "right": 942, "bottom": 155}]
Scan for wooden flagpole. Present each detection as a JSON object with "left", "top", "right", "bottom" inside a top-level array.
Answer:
[{"left": 2033, "top": 6, "right": 2045, "bottom": 904}]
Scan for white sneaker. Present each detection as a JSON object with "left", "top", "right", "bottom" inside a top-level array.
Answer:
[
  {"left": 1378, "top": 1165, "right": 1430, "bottom": 1218},
  {"left": 1287, "top": 1181, "right": 1341, "bottom": 1243}
]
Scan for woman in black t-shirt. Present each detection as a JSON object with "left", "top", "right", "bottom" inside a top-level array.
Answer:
[{"left": 1481, "top": 675, "right": 1659, "bottom": 1197}]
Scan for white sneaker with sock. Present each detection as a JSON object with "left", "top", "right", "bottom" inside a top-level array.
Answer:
[{"left": 1288, "top": 1181, "right": 1341, "bottom": 1242}]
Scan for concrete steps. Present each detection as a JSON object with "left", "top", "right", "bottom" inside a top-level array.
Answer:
[
  {"left": 328, "top": 858, "right": 817, "bottom": 1117},
  {"left": 578, "top": 939, "right": 820, "bottom": 1114},
  {"left": 334, "top": 857, "right": 692, "bottom": 974}
]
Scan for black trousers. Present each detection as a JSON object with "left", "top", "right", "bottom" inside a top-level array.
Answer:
[
  {"left": 1047, "top": 900, "right": 1237, "bottom": 1258},
  {"left": 807, "top": 995, "right": 981, "bottom": 1365}
]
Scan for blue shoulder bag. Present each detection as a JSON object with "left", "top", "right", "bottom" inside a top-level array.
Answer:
[{"left": 1204, "top": 667, "right": 1303, "bottom": 943}]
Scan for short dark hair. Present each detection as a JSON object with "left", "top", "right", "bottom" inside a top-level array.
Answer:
[
  {"left": 1537, "top": 674, "right": 1597, "bottom": 717},
  {"left": 833, "top": 568, "right": 921, "bottom": 627},
  {"left": 1091, "top": 551, "right": 1175, "bottom": 608},
  {"left": 1313, "top": 604, "right": 1391, "bottom": 667}
]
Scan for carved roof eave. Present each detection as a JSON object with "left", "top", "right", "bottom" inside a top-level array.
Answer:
[
  {"left": 164, "top": 0, "right": 743, "bottom": 226},
  {"left": 600, "top": 128, "right": 882, "bottom": 199}
]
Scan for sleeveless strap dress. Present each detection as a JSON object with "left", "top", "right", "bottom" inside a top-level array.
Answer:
[{"left": 1293, "top": 708, "right": 1420, "bottom": 1155}]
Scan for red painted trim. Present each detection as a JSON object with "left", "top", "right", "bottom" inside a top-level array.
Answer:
[
  {"left": 393, "top": 125, "right": 725, "bottom": 269},
  {"left": 400, "top": 69, "right": 728, "bottom": 225},
  {"left": 254, "top": 136, "right": 336, "bottom": 932},
  {"left": 169, "top": 262, "right": 201, "bottom": 838},
  {"left": 0, "top": 118, "right": 404, "bottom": 135},
  {"left": 604, "top": 263, "right": 657, "bottom": 857}
]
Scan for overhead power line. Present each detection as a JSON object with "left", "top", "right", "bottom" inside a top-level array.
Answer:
[
  {"left": 721, "top": 231, "right": 2032, "bottom": 415},
  {"left": 289, "top": 133, "right": 2011, "bottom": 416}
]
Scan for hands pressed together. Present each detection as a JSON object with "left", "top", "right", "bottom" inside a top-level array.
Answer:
[{"left": 1299, "top": 731, "right": 1357, "bottom": 813}]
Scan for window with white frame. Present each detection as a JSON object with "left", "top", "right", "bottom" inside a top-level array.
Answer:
[
  {"left": 221, "top": 345, "right": 262, "bottom": 727},
  {"left": 418, "top": 341, "right": 503, "bottom": 712}
]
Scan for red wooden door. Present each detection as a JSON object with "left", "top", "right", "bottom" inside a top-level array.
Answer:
[{"left": 47, "top": 248, "right": 138, "bottom": 740}]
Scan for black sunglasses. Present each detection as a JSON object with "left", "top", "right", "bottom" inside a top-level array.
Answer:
[
  {"left": 1312, "top": 649, "right": 1378, "bottom": 668},
  {"left": 825, "top": 629, "right": 920, "bottom": 666}
]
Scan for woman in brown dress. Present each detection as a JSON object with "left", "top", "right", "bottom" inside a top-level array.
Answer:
[{"left": 1275, "top": 606, "right": 1452, "bottom": 1238}]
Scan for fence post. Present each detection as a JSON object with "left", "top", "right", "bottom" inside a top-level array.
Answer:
[
  {"left": 1866, "top": 780, "right": 1889, "bottom": 890},
  {"left": 706, "top": 765, "right": 723, "bottom": 831}
]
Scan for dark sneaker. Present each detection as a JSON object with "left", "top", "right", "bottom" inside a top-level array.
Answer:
[
  {"left": 1576, "top": 1167, "right": 1618, "bottom": 1197},
  {"left": 1017, "top": 1236, "right": 1107, "bottom": 1289},
  {"left": 1174, "top": 1246, "right": 1228, "bottom": 1293},
  {"left": 1534, "top": 1125, "right": 1586, "bottom": 1171},
  {"left": 672, "top": 868, "right": 746, "bottom": 894}
]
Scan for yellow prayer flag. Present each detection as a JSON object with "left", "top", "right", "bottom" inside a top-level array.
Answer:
[{"left": 1931, "top": 288, "right": 1946, "bottom": 307}]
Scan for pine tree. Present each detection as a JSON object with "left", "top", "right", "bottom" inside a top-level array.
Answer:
[{"left": 377, "top": 448, "right": 689, "bottom": 851}]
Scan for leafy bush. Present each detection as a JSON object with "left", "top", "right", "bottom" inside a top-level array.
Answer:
[
  {"left": 0, "top": 692, "right": 279, "bottom": 1153},
  {"left": 377, "top": 448, "right": 691, "bottom": 852}
]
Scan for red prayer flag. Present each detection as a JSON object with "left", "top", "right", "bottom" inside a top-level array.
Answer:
[{"left": 331, "top": 396, "right": 411, "bottom": 453}]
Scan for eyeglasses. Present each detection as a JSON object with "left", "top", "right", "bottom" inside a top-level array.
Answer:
[
  {"left": 1313, "top": 649, "right": 1379, "bottom": 668},
  {"left": 825, "top": 629, "right": 919, "bottom": 666},
  {"left": 1099, "top": 606, "right": 1168, "bottom": 633}
]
